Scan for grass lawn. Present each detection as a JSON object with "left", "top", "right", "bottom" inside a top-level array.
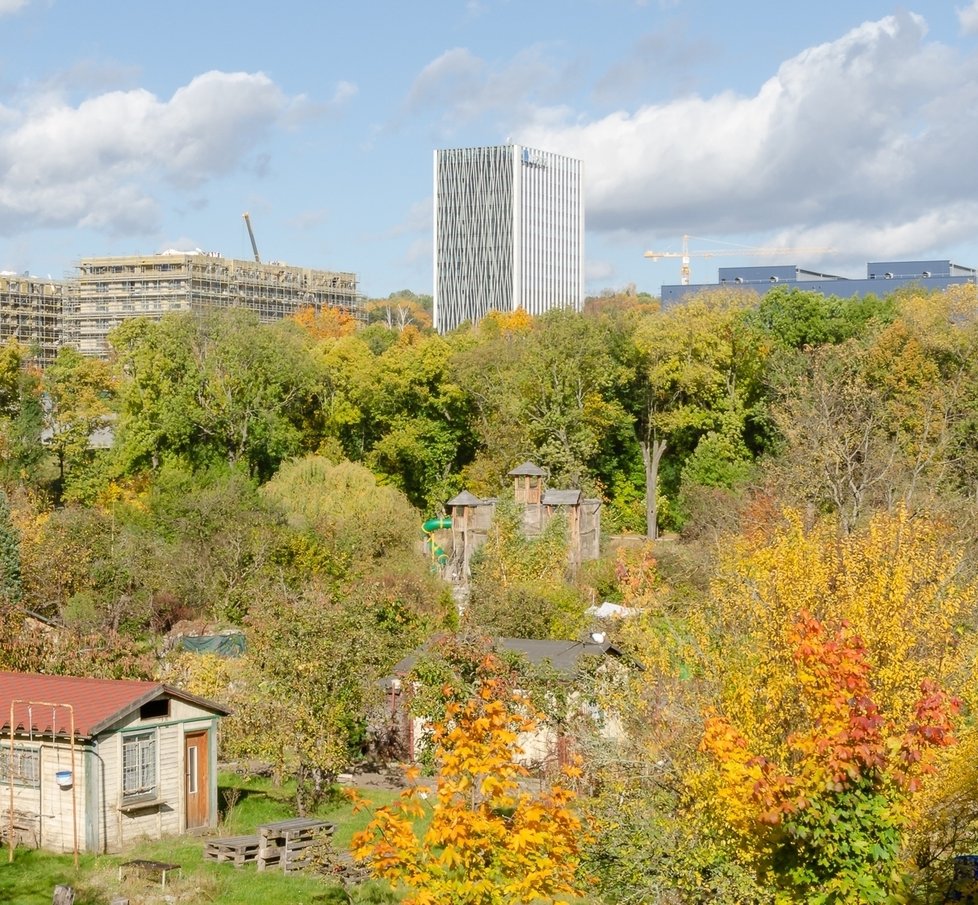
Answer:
[{"left": 0, "top": 773, "right": 405, "bottom": 905}]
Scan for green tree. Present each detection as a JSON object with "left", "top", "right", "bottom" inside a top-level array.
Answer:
[
  {"left": 261, "top": 456, "right": 422, "bottom": 573},
  {"left": 466, "top": 498, "right": 586, "bottom": 640},
  {"left": 625, "top": 289, "right": 768, "bottom": 537},
  {"left": 144, "top": 463, "right": 278, "bottom": 623},
  {"left": 111, "top": 310, "right": 322, "bottom": 480},
  {"left": 748, "top": 286, "right": 896, "bottom": 349},
  {"left": 0, "top": 490, "right": 21, "bottom": 604},
  {"left": 0, "top": 340, "right": 45, "bottom": 486},
  {"left": 234, "top": 584, "right": 392, "bottom": 813},
  {"left": 455, "top": 308, "right": 632, "bottom": 497},
  {"left": 316, "top": 330, "right": 476, "bottom": 509},
  {"left": 43, "top": 346, "right": 115, "bottom": 502}
]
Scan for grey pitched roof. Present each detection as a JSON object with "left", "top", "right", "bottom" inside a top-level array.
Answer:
[
  {"left": 445, "top": 489, "right": 487, "bottom": 507},
  {"left": 495, "top": 637, "right": 620, "bottom": 675},
  {"left": 542, "top": 489, "right": 582, "bottom": 506},
  {"left": 392, "top": 635, "right": 622, "bottom": 680},
  {"left": 508, "top": 461, "right": 547, "bottom": 477}
]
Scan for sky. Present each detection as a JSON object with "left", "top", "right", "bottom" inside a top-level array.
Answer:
[{"left": 2, "top": 0, "right": 978, "bottom": 299}]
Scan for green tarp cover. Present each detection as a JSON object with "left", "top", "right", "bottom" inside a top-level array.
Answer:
[{"left": 178, "top": 633, "right": 246, "bottom": 657}]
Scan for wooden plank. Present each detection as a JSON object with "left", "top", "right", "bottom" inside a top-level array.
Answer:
[
  {"left": 204, "top": 834, "right": 260, "bottom": 867},
  {"left": 256, "top": 819, "right": 334, "bottom": 872}
]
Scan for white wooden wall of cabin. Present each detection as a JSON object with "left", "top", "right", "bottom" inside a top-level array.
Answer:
[
  {"left": 4, "top": 739, "right": 86, "bottom": 854},
  {"left": 6, "top": 705, "right": 219, "bottom": 853}
]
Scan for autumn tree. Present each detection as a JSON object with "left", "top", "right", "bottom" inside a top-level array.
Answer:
[
  {"left": 769, "top": 288, "right": 978, "bottom": 531},
  {"left": 770, "top": 341, "right": 895, "bottom": 533},
  {"left": 290, "top": 304, "right": 358, "bottom": 340},
  {"left": 353, "top": 676, "right": 584, "bottom": 905},
  {"left": 365, "top": 290, "right": 433, "bottom": 331},
  {"left": 699, "top": 612, "right": 959, "bottom": 903},
  {"left": 582, "top": 505, "right": 978, "bottom": 903},
  {"left": 687, "top": 507, "right": 978, "bottom": 901}
]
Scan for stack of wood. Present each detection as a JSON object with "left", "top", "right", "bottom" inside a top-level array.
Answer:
[
  {"left": 256, "top": 818, "right": 335, "bottom": 873},
  {"left": 203, "top": 834, "right": 260, "bottom": 867}
]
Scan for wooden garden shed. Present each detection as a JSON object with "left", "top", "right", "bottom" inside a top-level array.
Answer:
[{"left": 1, "top": 670, "right": 228, "bottom": 854}]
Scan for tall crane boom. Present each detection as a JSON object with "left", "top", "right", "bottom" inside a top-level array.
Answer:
[
  {"left": 644, "top": 234, "right": 835, "bottom": 285},
  {"left": 242, "top": 212, "right": 261, "bottom": 264}
]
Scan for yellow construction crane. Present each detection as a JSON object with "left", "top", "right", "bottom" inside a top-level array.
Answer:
[
  {"left": 644, "top": 234, "right": 835, "bottom": 285},
  {"left": 242, "top": 212, "right": 261, "bottom": 264}
]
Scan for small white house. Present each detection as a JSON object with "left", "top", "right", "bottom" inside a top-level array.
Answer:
[
  {"left": 1, "top": 670, "right": 228, "bottom": 854},
  {"left": 389, "top": 636, "right": 628, "bottom": 768}
]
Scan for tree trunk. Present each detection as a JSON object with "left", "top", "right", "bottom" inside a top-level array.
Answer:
[
  {"left": 640, "top": 437, "right": 667, "bottom": 540},
  {"left": 52, "top": 887, "right": 75, "bottom": 905}
]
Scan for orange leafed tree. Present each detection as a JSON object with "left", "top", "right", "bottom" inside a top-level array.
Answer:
[
  {"left": 291, "top": 305, "right": 357, "bottom": 340},
  {"left": 352, "top": 676, "right": 584, "bottom": 905},
  {"left": 699, "top": 611, "right": 959, "bottom": 902}
]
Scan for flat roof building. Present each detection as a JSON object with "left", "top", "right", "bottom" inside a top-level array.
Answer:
[
  {"left": 661, "top": 259, "right": 977, "bottom": 305},
  {"left": 64, "top": 251, "right": 363, "bottom": 358},
  {"left": 433, "top": 144, "right": 584, "bottom": 332}
]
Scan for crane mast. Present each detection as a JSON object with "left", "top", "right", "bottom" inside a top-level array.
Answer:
[{"left": 242, "top": 212, "right": 261, "bottom": 264}]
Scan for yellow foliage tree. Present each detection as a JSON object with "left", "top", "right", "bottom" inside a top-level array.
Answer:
[
  {"left": 686, "top": 506, "right": 978, "bottom": 899},
  {"left": 702, "top": 506, "right": 976, "bottom": 756},
  {"left": 352, "top": 677, "right": 584, "bottom": 905}
]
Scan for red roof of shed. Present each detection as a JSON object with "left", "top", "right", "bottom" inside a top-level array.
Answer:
[{"left": 0, "top": 671, "right": 228, "bottom": 740}]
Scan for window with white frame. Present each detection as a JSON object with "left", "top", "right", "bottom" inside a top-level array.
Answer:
[
  {"left": 122, "top": 731, "right": 157, "bottom": 801},
  {"left": 0, "top": 745, "right": 40, "bottom": 789}
]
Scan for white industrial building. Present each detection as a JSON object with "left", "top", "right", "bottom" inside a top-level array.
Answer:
[{"left": 433, "top": 144, "right": 584, "bottom": 332}]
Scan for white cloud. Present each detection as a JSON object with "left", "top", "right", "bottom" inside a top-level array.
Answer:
[
  {"left": 592, "top": 24, "right": 709, "bottom": 105},
  {"left": 404, "top": 44, "right": 577, "bottom": 132},
  {"left": 959, "top": 1, "right": 978, "bottom": 34},
  {"left": 0, "top": 0, "right": 30, "bottom": 15},
  {"left": 0, "top": 71, "right": 293, "bottom": 236},
  {"left": 332, "top": 81, "right": 358, "bottom": 105},
  {"left": 403, "top": 236, "right": 432, "bottom": 267},
  {"left": 514, "top": 12, "right": 978, "bottom": 262}
]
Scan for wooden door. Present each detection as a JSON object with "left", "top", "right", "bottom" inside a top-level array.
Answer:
[{"left": 184, "top": 730, "right": 209, "bottom": 830}]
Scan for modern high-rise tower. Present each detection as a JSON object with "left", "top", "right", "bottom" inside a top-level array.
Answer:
[{"left": 433, "top": 144, "right": 584, "bottom": 333}]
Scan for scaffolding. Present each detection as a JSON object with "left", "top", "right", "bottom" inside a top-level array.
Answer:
[
  {"left": 66, "top": 252, "right": 366, "bottom": 358},
  {"left": 0, "top": 274, "right": 66, "bottom": 368}
]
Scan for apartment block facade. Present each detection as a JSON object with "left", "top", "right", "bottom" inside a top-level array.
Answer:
[
  {"left": 433, "top": 144, "right": 584, "bottom": 332},
  {"left": 66, "top": 252, "right": 363, "bottom": 357},
  {"left": 0, "top": 273, "right": 67, "bottom": 368}
]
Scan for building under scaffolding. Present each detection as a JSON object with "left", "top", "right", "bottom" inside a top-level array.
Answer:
[
  {"left": 0, "top": 273, "right": 67, "bottom": 368},
  {"left": 65, "top": 251, "right": 364, "bottom": 357}
]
